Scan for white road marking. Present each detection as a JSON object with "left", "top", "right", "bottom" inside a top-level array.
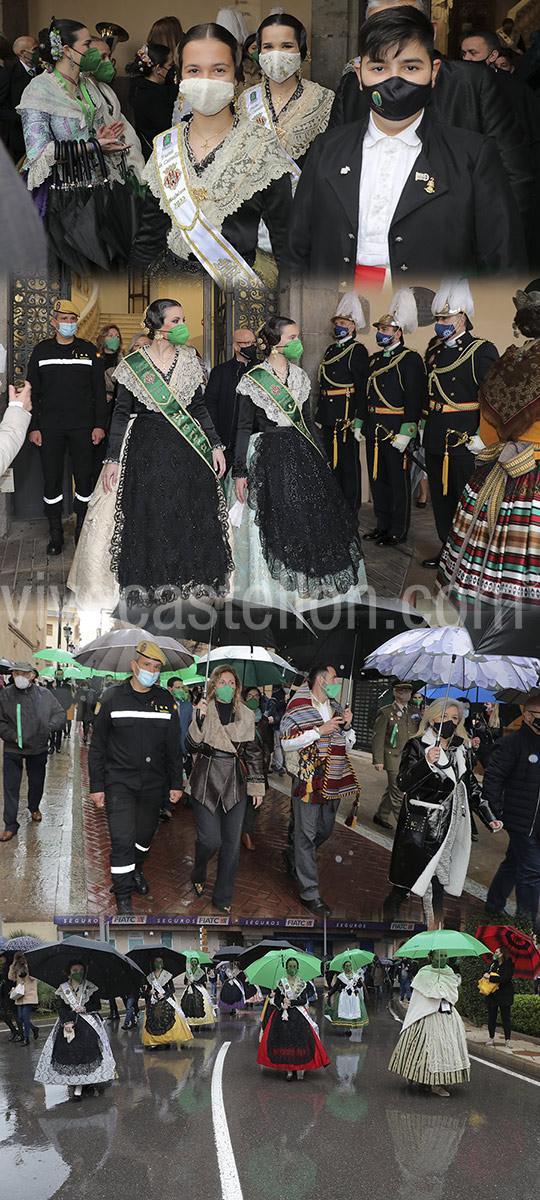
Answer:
[
  {"left": 470, "top": 1053, "right": 540, "bottom": 1088},
  {"left": 211, "top": 1041, "right": 244, "bottom": 1200}
]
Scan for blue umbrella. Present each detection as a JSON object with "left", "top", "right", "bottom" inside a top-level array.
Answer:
[{"left": 425, "top": 685, "right": 499, "bottom": 703}]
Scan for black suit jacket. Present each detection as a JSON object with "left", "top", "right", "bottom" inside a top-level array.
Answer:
[
  {"left": 204, "top": 357, "right": 249, "bottom": 467},
  {"left": 424, "top": 331, "right": 499, "bottom": 457},
  {"left": 284, "top": 110, "right": 526, "bottom": 284},
  {"left": 328, "top": 59, "right": 534, "bottom": 233},
  {"left": 0, "top": 59, "right": 34, "bottom": 160}
]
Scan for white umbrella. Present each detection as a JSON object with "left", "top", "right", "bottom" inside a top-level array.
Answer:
[
  {"left": 199, "top": 645, "right": 300, "bottom": 688},
  {"left": 364, "top": 625, "right": 539, "bottom": 694},
  {"left": 76, "top": 628, "right": 194, "bottom": 672}
]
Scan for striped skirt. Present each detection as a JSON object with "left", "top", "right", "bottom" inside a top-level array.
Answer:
[
  {"left": 389, "top": 1012, "right": 470, "bottom": 1086},
  {"left": 436, "top": 459, "right": 540, "bottom": 606}
]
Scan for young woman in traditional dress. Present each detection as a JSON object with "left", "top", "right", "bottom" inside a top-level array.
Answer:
[
  {"left": 68, "top": 297, "right": 233, "bottom": 610},
  {"left": 141, "top": 953, "right": 194, "bottom": 1049},
  {"left": 326, "top": 959, "right": 369, "bottom": 1035},
  {"left": 231, "top": 317, "right": 367, "bottom": 605},
  {"left": 131, "top": 23, "right": 293, "bottom": 284},
  {"left": 34, "top": 961, "right": 116, "bottom": 1101},
  {"left": 257, "top": 957, "right": 330, "bottom": 1079},
  {"left": 437, "top": 288, "right": 540, "bottom": 606},
  {"left": 388, "top": 950, "right": 470, "bottom": 1097},
  {"left": 181, "top": 955, "right": 217, "bottom": 1028},
  {"left": 218, "top": 962, "right": 249, "bottom": 1014}
]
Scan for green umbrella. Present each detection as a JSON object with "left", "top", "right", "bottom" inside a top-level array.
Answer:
[
  {"left": 161, "top": 670, "right": 206, "bottom": 686},
  {"left": 328, "top": 949, "right": 374, "bottom": 972},
  {"left": 183, "top": 949, "right": 213, "bottom": 966},
  {"left": 245, "top": 949, "right": 321, "bottom": 990},
  {"left": 34, "top": 649, "right": 78, "bottom": 664},
  {"left": 397, "top": 929, "right": 490, "bottom": 960}
]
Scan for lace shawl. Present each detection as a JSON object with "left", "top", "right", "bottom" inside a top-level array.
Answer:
[
  {"left": 113, "top": 346, "right": 205, "bottom": 409},
  {"left": 143, "top": 114, "right": 291, "bottom": 260},
  {"left": 270, "top": 79, "right": 334, "bottom": 160},
  {"left": 236, "top": 360, "right": 311, "bottom": 425}
]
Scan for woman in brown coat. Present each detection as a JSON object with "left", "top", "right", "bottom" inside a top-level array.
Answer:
[
  {"left": 8, "top": 952, "right": 39, "bottom": 1045},
  {"left": 186, "top": 665, "right": 265, "bottom": 913}
]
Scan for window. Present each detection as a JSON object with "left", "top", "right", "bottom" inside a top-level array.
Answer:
[
  {"left": 128, "top": 935, "right": 145, "bottom": 951},
  {"left": 160, "top": 934, "right": 173, "bottom": 949}
]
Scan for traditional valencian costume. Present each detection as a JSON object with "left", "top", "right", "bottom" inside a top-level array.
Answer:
[
  {"left": 218, "top": 964, "right": 251, "bottom": 1012},
  {"left": 257, "top": 972, "right": 330, "bottom": 1076},
  {"left": 389, "top": 963, "right": 470, "bottom": 1090},
  {"left": 239, "top": 76, "right": 334, "bottom": 183},
  {"left": 35, "top": 979, "right": 116, "bottom": 1089},
  {"left": 231, "top": 360, "right": 367, "bottom": 603},
  {"left": 437, "top": 291, "right": 540, "bottom": 605},
  {"left": 181, "top": 965, "right": 217, "bottom": 1028},
  {"left": 141, "top": 968, "right": 194, "bottom": 1047},
  {"left": 326, "top": 967, "right": 369, "bottom": 1032},
  {"left": 68, "top": 344, "right": 233, "bottom": 608}
]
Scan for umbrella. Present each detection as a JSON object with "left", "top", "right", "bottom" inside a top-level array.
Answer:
[
  {"left": 465, "top": 603, "right": 540, "bottom": 659},
  {"left": 181, "top": 948, "right": 213, "bottom": 966},
  {"left": 364, "top": 626, "right": 539, "bottom": 693},
  {"left": 237, "top": 939, "right": 302, "bottom": 969},
  {"left": 475, "top": 924, "right": 540, "bottom": 980},
  {"left": 425, "top": 685, "right": 498, "bottom": 703},
  {"left": 76, "top": 628, "right": 194, "bottom": 672},
  {"left": 111, "top": 596, "right": 314, "bottom": 652},
  {"left": 244, "top": 949, "right": 322, "bottom": 990},
  {"left": 212, "top": 946, "right": 246, "bottom": 963},
  {"left": 328, "top": 949, "right": 374, "bottom": 972},
  {"left": 3, "top": 935, "right": 43, "bottom": 953},
  {"left": 495, "top": 686, "right": 540, "bottom": 705},
  {"left": 24, "top": 935, "right": 145, "bottom": 995},
  {"left": 396, "top": 930, "right": 490, "bottom": 959},
  {"left": 282, "top": 597, "right": 427, "bottom": 678},
  {"left": 127, "top": 945, "right": 188, "bottom": 978},
  {"left": 34, "top": 649, "right": 78, "bottom": 664},
  {"left": 200, "top": 645, "right": 300, "bottom": 688}
]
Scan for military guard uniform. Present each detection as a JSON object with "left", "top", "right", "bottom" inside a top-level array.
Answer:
[
  {"left": 360, "top": 290, "right": 427, "bottom": 545},
  {"left": 316, "top": 291, "right": 369, "bottom": 511},
  {"left": 372, "top": 694, "right": 416, "bottom": 825},
  {"left": 423, "top": 283, "right": 499, "bottom": 563}
]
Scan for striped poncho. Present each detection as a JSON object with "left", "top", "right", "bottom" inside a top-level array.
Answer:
[{"left": 280, "top": 682, "right": 360, "bottom": 803}]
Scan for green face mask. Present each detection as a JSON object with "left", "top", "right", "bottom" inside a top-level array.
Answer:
[
  {"left": 249, "top": 50, "right": 259, "bottom": 61},
  {"left": 173, "top": 687, "right": 187, "bottom": 700},
  {"left": 287, "top": 963, "right": 298, "bottom": 977},
  {"left": 154, "top": 962, "right": 163, "bottom": 971},
  {"left": 282, "top": 338, "right": 303, "bottom": 360},
  {"left": 71, "top": 970, "right": 84, "bottom": 983},
  {"left": 93, "top": 59, "right": 115, "bottom": 83},
  {"left": 323, "top": 682, "right": 341, "bottom": 700},
  {"left": 78, "top": 46, "right": 104, "bottom": 73},
  {"left": 167, "top": 324, "right": 190, "bottom": 346},
  {"left": 216, "top": 683, "right": 234, "bottom": 703},
  {"left": 104, "top": 335, "right": 120, "bottom": 351},
  {"left": 245, "top": 696, "right": 259, "bottom": 711}
]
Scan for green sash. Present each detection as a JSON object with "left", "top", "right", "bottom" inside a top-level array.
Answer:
[
  {"left": 124, "top": 351, "right": 216, "bottom": 475},
  {"left": 247, "top": 366, "right": 323, "bottom": 456}
]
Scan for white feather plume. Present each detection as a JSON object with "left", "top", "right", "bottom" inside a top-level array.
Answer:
[
  {"left": 334, "top": 291, "right": 370, "bottom": 330},
  {"left": 389, "top": 289, "right": 418, "bottom": 335},
  {"left": 432, "top": 278, "right": 474, "bottom": 318}
]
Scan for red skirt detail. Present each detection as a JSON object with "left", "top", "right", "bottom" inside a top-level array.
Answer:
[{"left": 257, "top": 1008, "right": 330, "bottom": 1071}]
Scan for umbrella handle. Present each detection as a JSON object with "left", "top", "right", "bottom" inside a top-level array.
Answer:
[
  {"left": 436, "top": 654, "right": 456, "bottom": 746},
  {"left": 204, "top": 622, "right": 213, "bottom": 699}
]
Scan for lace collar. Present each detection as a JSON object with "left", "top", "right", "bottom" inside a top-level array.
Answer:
[
  {"left": 183, "top": 113, "right": 240, "bottom": 177},
  {"left": 113, "top": 345, "right": 205, "bottom": 411},
  {"left": 264, "top": 75, "right": 303, "bottom": 123},
  {"left": 263, "top": 77, "right": 334, "bottom": 160},
  {"left": 237, "top": 359, "right": 311, "bottom": 426}
]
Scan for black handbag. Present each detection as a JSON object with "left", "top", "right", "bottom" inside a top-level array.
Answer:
[{"left": 401, "top": 802, "right": 429, "bottom": 848}]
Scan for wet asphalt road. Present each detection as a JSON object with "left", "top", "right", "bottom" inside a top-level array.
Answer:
[{"left": 1, "top": 1001, "right": 540, "bottom": 1200}]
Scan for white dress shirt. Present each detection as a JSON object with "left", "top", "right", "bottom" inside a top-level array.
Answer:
[{"left": 356, "top": 112, "right": 424, "bottom": 267}]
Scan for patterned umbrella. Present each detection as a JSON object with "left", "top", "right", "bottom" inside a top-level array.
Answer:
[
  {"left": 3, "top": 936, "right": 43, "bottom": 952},
  {"left": 364, "top": 626, "right": 539, "bottom": 692},
  {"left": 475, "top": 924, "right": 540, "bottom": 980}
]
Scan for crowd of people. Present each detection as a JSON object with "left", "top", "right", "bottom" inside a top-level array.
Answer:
[{"left": 1, "top": 3, "right": 540, "bottom": 280}]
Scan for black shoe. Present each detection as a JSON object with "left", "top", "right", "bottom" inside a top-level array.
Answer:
[
  {"left": 19, "top": 1038, "right": 30, "bottom": 1046},
  {"left": 47, "top": 516, "right": 64, "bottom": 556},
  {"left": 422, "top": 554, "right": 441, "bottom": 569},
  {"left": 282, "top": 848, "right": 297, "bottom": 881},
  {"left": 116, "top": 896, "right": 134, "bottom": 915},
  {"left": 416, "top": 500, "right": 427, "bottom": 508},
  {"left": 299, "top": 897, "right": 332, "bottom": 917},
  {"left": 376, "top": 533, "right": 406, "bottom": 547},
  {"left": 121, "top": 1023, "right": 131, "bottom": 1030},
  {"left": 9, "top": 1031, "right": 20, "bottom": 1041},
  {"left": 133, "top": 868, "right": 150, "bottom": 896},
  {"left": 373, "top": 813, "right": 393, "bottom": 831},
  {"left": 471, "top": 834, "right": 479, "bottom": 842},
  {"left": 212, "top": 899, "right": 232, "bottom": 914},
  {"left": 363, "top": 527, "right": 388, "bottom": 542},
  {"left": 32, "top": 1026, "right": 39, "bottom": 1040}
]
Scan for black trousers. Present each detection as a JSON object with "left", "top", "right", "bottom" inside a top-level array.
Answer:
[
  {"left": 321, "top": 425, "right": 361, "bottom": 512},
  {"left": 3, "top": 751, "right": 48, "bottom": 833},
  {"left": 40, "top": 428, "right": 95, "bottom": 516},
  {"left": 366, "top": 433, "right": 411, "bottom": 538},
  {"left": 424, "top": 449, "right": 475, "bottom": 545},
  {"left": 105, "top": 782, "right": 163, "bottom": 897},
  {"left": 487, "top": 1003, "right": 512, "bottom": 1041},
  {"left": 191, "top": 795, "right": 247, "bottom": 907}
]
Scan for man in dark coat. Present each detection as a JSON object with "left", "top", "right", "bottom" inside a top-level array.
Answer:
[
  {"left": 0, "top": 35, "right": 38, "bottom": 162},
  {"left": 485, "top": 695, "right": 540, "bottom": 924},
  {"left": 0, "top": 661, "right": 65, "bottom": 841},
  {"left": 329, "top": 6, "right": 533, "bottom": 239},
  {"left": 284, "top": 8, "right": 526, "bottom": 283},
  {"left": 316, "top": 291, "right": 369, "bottom": 512},
  {"left": 203, "top": 329, "right": 257, "bottom": 471}
]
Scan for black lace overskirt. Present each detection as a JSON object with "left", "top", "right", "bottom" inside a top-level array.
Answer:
[
  {"left": 181, "top": 985, "right": 205, "bottom": 1019},
  {"left": 265, "top": 1006, "right": 316, "bottom": 1066},
  {"left": 51, "top": 1019, "right": 103, "bottom": 1074},
  {"left": 144, "top": 997, "right": 176, "bottom": 1036}
]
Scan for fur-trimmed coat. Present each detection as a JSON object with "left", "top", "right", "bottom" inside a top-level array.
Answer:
[{"left": 186, "top": 699, "right": 265, "bottom": 813}]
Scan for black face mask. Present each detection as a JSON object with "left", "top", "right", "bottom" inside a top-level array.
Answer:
[
  {"left": 532, "top": 717, "right": 540, "bottom": 732},
  {"left": 241, "top": 345, "right": 257, "bottom": 362},
  {"left": 435, "top": 718, "right": 457, "bottom": 740},
  {"left": 362, "top": 74, "right": 433, "bottom": 122}
]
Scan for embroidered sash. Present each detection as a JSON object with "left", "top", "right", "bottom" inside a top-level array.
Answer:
[
  {"left": 123, "top": 350, "right": 217, "bottom": 476},
  {"left": 240, "top": 85, "right": 301, "bottom": 193},
  {"left": 154, "top": 125, "right": 261, "bottom": 288},
  {"left": 149, "top": 972, "right": 186, "bottom": 1020},
  {"left": 247, "top": 366, "right": 323, "bottom": 456}
]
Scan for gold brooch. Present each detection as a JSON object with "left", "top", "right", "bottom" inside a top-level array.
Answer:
[
  {"left": 424, "top": 178, "right": 435, "bottom": 194},
  {"left": 191, "top": 187, "right": 207, "bottom": 204}
]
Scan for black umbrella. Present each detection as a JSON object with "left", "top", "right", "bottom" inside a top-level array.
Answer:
[
  {"left": 212, "top": 946, "right": 246, "bottom": 963},
  {"left": 237, "top": 939, "right": 302, "bottom": 969},
  {"left": 282, "top": 598, "right": 427, "bottom": 677},
  {"left": 25, "top": 935, "right": 145, "bottom": 995},
  {"left": 465, "top": 603, "right": 540, "bottom": 659},
  {"left": 111, "top": 597, "right": 314, "bottom": 653},
  {"left": 127, "top": 945, "right": 187, "bottom": 978}
]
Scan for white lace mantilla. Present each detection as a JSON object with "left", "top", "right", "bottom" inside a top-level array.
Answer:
[
  {"left": 272, "top": 80, "right": 334, "bottom": 160},
  {"left": 144, "top": 115, "right": 291, "bottom": 261},
  {"left": 113, "top": 346, "right": 205, "bottom": 409},
  {"left": 237, "top": 360, "right": 311, "bottom": 425}
]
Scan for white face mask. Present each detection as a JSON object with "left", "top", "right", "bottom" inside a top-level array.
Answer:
[
  {"left": 13, "top": 676, "right": 31, "bottom": 690},
  {"left": 181, "top": 77, "right": 235, "bottom": 116},
  {"left": 259, "top": 50, "right": 301, "bottom": 84}
]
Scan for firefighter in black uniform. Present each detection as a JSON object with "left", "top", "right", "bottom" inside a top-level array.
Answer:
[
  {"left": 421, "top": 280, "right": 499, "bottom": 568},
  {"left": 88, "top": 641, "right": 184, "bottom": 914},
  {"left": 316, "top": 291, "right": 369, "bottom": 512},
  {"left": 359, "top": 290, "right": 428, "bottom": 546},
  {"left": 27, "top": 298, "right": 107, "bottom": 555}
]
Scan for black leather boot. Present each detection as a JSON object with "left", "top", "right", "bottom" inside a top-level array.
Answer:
[{"left": 47, "top": 512, "right": 64, "bottom": 555}]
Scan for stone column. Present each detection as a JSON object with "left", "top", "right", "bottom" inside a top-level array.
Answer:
[{"left": 310, "top": 0, "right": 362, "bottom": 91}]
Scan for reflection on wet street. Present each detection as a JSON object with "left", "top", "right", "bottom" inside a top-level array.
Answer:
[{"left": 2, "top": 1000, "right": 540, "bottom": 1200}]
